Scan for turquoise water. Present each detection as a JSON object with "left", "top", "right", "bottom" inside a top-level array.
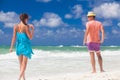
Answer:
[{"left": 0, "top": 46, "right": 120, "bottom": 54}]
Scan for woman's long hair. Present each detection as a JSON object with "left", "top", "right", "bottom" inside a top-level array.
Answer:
[{"left": 19, "top": 13, "right": 29, "bottom": 25}]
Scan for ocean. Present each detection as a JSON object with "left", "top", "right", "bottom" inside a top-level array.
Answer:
[
  {"left": 0, "top": 46, "right": 120, "bottom": 54},
  {"left": 0, "top": 46, "right": 120, "bottom": 80}
]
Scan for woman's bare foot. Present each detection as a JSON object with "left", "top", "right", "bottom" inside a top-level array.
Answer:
[
  {"left": 22, "top": 76, "right": 25, "bottom": 80},
  {"left": 92, "top": 70, "right": 96, "bottom": 73},
  {"left": 18, "top": 76, "right": 25, "bottom": 80}
]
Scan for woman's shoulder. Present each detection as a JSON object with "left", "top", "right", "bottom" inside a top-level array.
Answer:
[
  {"left": 13, "top": 24, "right": 19, "bottom": 30},
  {"left": 14, "top": 24, "right": 18, "bottom": 27}
]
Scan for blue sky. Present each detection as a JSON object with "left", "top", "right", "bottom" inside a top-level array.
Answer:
[{"left": 0, "top": 0, "right": 120, "bottom": 46}]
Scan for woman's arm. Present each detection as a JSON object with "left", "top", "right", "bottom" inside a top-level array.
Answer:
[
  {"left": 29, "top": 24, "right": 34, "bottom": 38},
  {"left": 25, "top": 24, "right": 34, "bottom": 40},
  {"left": 10, "top": 25, "right": 17, "bottom": 52}
]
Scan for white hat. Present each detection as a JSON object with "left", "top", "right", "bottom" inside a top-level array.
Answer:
[{"left": 87, "top": 11, "right": 96, "bottom": 17}]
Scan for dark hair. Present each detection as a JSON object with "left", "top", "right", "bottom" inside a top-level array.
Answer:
[
  {"left": 93, "top": 16, "right": 95, "bottom": 19},
  {"left": 19, "top": 13, "right": 29, "bottom": 25},
  {"left": 88, "top": 16, "right": 95, "bottom": 20}
]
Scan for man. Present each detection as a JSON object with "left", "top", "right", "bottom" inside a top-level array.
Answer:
[{"left": 83, "top": 11, "right": 105, "bottom": 73}]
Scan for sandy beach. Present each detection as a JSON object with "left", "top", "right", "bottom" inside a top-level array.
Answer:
[
  {"left": 0, "top": 48, "right": 120, "bottom": 80},
  {"left": 42, "top": 71, "right": 120, "bottom": 80}
]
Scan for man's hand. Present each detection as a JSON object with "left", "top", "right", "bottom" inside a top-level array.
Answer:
[
  {"left": 100, "top": 40, "right": 104, "bottom": 44},
  {"left": 83, "top": 40, "right": 86, "bottom": 46}
]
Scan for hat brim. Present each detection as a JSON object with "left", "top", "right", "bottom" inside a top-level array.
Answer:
[{"left": 87, "top": 14, "right": 96, "bottom": 17}]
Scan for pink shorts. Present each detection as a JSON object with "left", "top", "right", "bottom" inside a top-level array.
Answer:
[{"left": 86, "top": 42, "right": 100, "bottom": 52}]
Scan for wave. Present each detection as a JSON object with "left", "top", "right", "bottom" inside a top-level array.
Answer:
[
  {"left": 57, "top": 45, "right": 64, "bottom": 47},
  {"left": 71, "top": 45, "right": 83, "bottom": 48},
  {"left": 0, "top": 49, "right": 120, "bottom": 60},
  {"left": 109, "top": 45, "right": 119, "bottom": 47}
]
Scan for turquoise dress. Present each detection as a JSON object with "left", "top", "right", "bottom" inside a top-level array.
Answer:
[{"left": 16, "top": 32, "right": 34, "bottom": 59}]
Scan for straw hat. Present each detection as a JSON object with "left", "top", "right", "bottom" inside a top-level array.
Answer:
[{"left": 87, "top": 11, "right": 96, "bottom": 17}]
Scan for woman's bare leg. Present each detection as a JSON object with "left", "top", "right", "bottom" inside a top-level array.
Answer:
[
  {"left": 18, "top": 56, "right": 28, "bottom": 80},
  {"left": 18, "top": 55, "right": 26, "bottom": 80}
]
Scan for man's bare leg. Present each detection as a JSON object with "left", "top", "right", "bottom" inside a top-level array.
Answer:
[
  {"left": 96, "top": 51, "right": 104, "bottom": 72},
  {"left": 89, "top": 52, "right": 96, "bottom": 73}
]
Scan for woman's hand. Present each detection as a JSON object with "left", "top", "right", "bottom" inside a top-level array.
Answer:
[
  {"left": 29, "top": 24, "right": 34, "bottom": 30},
  {"left": 9, "top": 48, "right": 13, "bottom": 53},
  {"left": 26, "top": 24, "right": 34, "bottom": 40}
]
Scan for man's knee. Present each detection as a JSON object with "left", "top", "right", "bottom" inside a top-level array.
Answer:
[{"left": 96, "top": 52, "right": 101, "bottom": 57}]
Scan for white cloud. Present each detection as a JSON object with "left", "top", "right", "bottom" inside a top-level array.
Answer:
[
  {"left": 93, "top": 2, "right": 120, "bottom": 19},
  {"left": 40, "top": 28, "right": 83, "bottom": 40},
  {"left": 33, "top": 12, "right": 68, "bottom": 27},
  {"left": 33, "top": 27, "right": 84, "bottom": 41},
  {"left": 86, "top": 0, "right": 114, "bottom": 8},
  {"left": 112, "top": 29, "right": 119, "bottom": 34},
  {"left": 54, "top": 28, "right": 83, "bottom": 39},
  {"left": 0, "top": 29, "right": 4, "bottom": 35},
  {"left": 117, "top": 22, "right": 120, "bottom": 27},
  {"left": 36, "top": 0, "right": 52, "bottom": 3},
  {"left": 0, "top": 11, "right": 19, "bottom": 27},
  {"left": 102, "top": 20, "right": 113, "bottom": 26},
  {"left": 65, "top": 14, "right": 72, "bottom": 19},
  {"left": 36, "top": 0, "right": 61, "bottom": 3},
  {"left": 65, "top": 4, "right": 83, "bottom": 19},
  {"left": 72, "top": 4, "right": 83, "bottom": 19},
  {"left": 81, "top": 15, "right": 87, "bottom": 25}
]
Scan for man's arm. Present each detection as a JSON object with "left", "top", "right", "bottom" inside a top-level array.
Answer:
[
  {"left": 100, "top": 25, "right": 105, "bottom": 43},
  {"left": 83, "top": 25, "right": 89, "bottom": 45}
]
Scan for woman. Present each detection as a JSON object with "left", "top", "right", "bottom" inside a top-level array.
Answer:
[{"left": 9, "top": 13, "right": 34, "bottom": 80}]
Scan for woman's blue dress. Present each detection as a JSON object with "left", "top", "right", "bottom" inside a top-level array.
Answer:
[{"left": 16, "top": 32, "right": 34, "bottom": 59}]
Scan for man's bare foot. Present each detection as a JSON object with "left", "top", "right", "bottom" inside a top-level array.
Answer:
[{"left": 100, "top": 70, "right": 105, "bottom": 72}]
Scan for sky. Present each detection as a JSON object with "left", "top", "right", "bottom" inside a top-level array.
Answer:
[{"left": 0, "top": 0, "right": 120, "bottom": 46}]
